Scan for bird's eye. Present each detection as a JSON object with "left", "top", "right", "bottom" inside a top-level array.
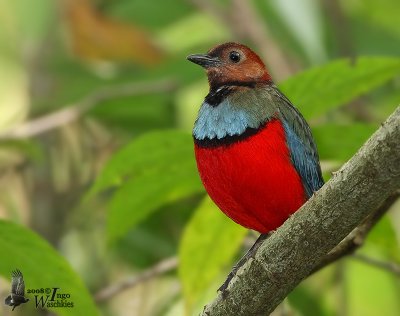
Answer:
[{"left": 229, "top": 51, "right": 241, "bottom": 63}]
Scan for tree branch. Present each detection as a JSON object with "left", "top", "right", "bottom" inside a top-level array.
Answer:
[
  {"left": 311, "top": 190, "right": 400, "bottom": 273},
  {"left": 202, "top": 106, "right": 400, "bottom": 316},
  {"left": 0, "top": 79, "right": 177, "bottom": 140},
  {"left": 94, "top": 256, "right": 178, "bottom": 303},
  {"left": 351, "top": 254, "right": 400, "bottom": 277}
]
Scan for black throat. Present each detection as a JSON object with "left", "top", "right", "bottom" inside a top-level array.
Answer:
[{"left": 205, "top": 81, "right": 257, "bottom": 107}]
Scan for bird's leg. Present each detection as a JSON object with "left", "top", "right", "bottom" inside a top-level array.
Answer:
[{"left": 218, "top": 233, "right": 270, "bottom": 295}]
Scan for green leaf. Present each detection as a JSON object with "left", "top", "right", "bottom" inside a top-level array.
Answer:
[
  {"left": 108, "top": 160, "right": 203, "bottom": 242},
  {"left": 179, "top": 197, "right": 247, "bottom": 313},
  {"left": 100, "top": 130, "right": 204, "bottom": 242},
  {"left": 89, "top": 130, "right": 196, "bottom": 196},
  {"left": 89, "top": 94, "right": 174, "bottom": 132},
  {"left": 0, "top": 220, "right": 98, "bottom": 316},
  {"left": 279, "top": 57, "right": 400, "bottom": 118},
  {"left": 312, "top": 123, "right": 377, "bottom": 161}
]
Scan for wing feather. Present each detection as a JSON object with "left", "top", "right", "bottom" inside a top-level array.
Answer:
[{"left": 270, "top": 86, "right": 324, "bottom": 197}]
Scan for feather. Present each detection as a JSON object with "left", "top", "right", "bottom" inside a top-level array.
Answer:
[{"left": 271, "top": 86, "right": 325, "bottom": 197}]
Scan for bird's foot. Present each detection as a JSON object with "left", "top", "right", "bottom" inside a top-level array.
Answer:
[
  {"left": 218, "top": 269, "right": 236, "bottom": 298},
  {"left": 217, "top": 233, "right": 270, "bottom": 298}
]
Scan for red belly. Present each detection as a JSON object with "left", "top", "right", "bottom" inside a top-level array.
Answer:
[{"left": 194, "top": 120, "right": 306, "bottom": 233}]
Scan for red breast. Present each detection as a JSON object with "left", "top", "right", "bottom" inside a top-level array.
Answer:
[{"left": 194, "top": 119, "right": 306, "bottom": 233}]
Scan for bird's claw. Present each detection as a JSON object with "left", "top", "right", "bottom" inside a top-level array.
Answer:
[
  {"left": 218, "top": 271, "right": 235, "bottom": 298},
  {"left": 217, "top": 233, "right": 270, "bottom": 299}
]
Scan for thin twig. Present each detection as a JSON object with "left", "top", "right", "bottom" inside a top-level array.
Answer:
[
  {"left": 351, "top": 253, "right": 400, "bottom": 277},
  {"left": 321, "top": 0, "right": 354, "bottom": 60},
  {"left": 312, "top": 190, "right": 400, "bottom": 274},
  {"left": 0, "top": 79, "right": 177, "bottom": 140},
  {"left": 94, "top": 256, "right": 178, "bottom": 303}
]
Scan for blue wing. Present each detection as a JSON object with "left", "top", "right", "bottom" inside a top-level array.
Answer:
[{"left": 272, "top": 87, "right": 324, "bottom": 198}]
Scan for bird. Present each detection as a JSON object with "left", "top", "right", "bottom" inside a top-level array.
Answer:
[
  {"left": 5, "top": 269, "right": 29, "bottom": 311},
  {"left": 187, "top": 42, "right": 324, "bottom": 292}
]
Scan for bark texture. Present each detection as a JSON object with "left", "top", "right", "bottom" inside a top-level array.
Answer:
[{"left": 202, "top": 106, "right": 400, "bottom": 316}]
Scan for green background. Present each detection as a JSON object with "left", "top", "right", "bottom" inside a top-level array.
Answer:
[{"left": 0, "top": 0, "right": 399, "bottom": 315}]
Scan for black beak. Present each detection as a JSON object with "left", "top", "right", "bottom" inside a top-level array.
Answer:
[{"left": 187, "top": 54, "right": 220, "bottom": 68}]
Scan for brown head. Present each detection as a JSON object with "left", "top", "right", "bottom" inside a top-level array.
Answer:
[{"left": 187, "top": 42, "right": 272, "bottom": 90}]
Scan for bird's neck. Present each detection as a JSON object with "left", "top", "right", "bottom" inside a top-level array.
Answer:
[
  {"left": 193, "top": 83, "right": 277, "bottom": 147},
  {"left": 204, "top": 82, "right": 256, "bottom": 107}
]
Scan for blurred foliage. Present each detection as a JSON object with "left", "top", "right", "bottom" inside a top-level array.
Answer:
[
  {"left": 0, "top": 220, "right": 98, "bottom": 315},
  {"left": 179, "top": 197, "right": 247, "bottom": 314},
  {"left": 0, "top": 0, "right": 399, "bottom": 315},
  {"left": 89, "top": 130, "right": 204, "bottom": 242},
  {"left": 279, "top": 57, "right": 400, "bottom": 118}
]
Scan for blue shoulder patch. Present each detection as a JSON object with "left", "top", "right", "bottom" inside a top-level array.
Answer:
[
  {"left": 282, "top": 120, "right": 324, "bottom": 198},
  {"left": 193, "top": 99, "right": 262, "bottom": 140}
]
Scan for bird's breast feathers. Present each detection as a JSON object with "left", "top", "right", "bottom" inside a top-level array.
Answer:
[
  {"left": 193, "top": 87, "right": 275, "bottom": 142},
  {"left": 194, "top": 118, "right": 306, "bottom": 232},
  {"left": 193, "top": 99, "right": 258, "bottom": 141}
]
